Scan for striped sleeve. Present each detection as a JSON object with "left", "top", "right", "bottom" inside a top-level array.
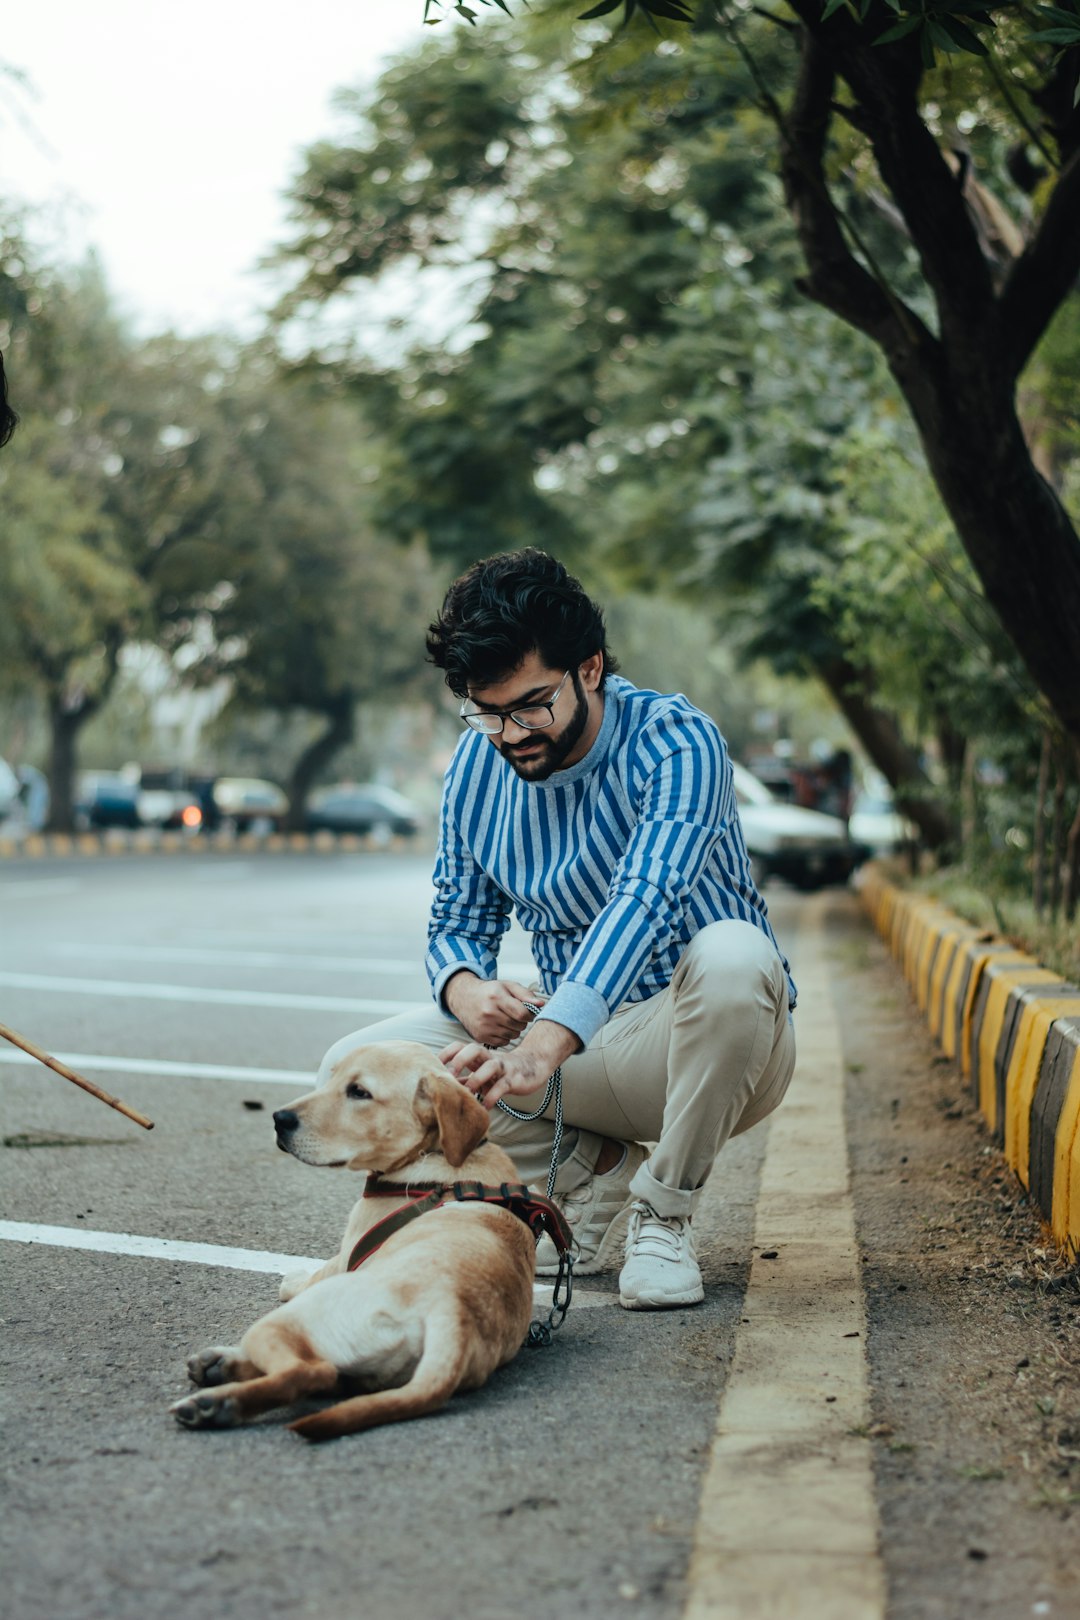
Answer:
[
  {"left": 537, "top": 711, "right": 731, "bottom": 1046},
  {"left": 424, "top": 754, "right": 512, "bottom": 1008}
]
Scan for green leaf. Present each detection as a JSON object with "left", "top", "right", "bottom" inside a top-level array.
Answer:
[
  {"left": 578, "top": 0, "right": 623, "bottom": 15},
  {"left": 874, "top": 15, "right": 923, "bottom": 43},
  {"left": 1031, "top": 24, "right": 1080, "bottom": 40},
  {"left": 936, "top": 15, "right": 990, "bottom": 54},
  {"left": 821, "top": 0, "right": 850, "bottom": 17},
  {"left": 926, "top": 18, "right": 969, "bottom": 53},
  {"left": 640, "top": 0, "right": 695, "bottom": 17}
]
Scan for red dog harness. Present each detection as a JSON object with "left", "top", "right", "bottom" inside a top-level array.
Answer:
[{"left": 347, "top": 1176, "right": 574, "bottom": 1274}]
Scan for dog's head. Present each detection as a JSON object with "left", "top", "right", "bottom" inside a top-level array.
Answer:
[{"left": 272, "top": 1041, "right": 490, "bottom": 1173}]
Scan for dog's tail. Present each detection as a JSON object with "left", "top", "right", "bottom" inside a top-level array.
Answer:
[{"left": 288, "top": 1309, "right": 465, "bottom": 1443}]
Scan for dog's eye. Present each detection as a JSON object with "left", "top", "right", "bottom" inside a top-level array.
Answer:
[{"left": 345, "top": 1083, "right": 371, "bottom": 1101}]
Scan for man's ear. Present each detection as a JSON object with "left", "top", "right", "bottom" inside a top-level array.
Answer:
[{"left": 417, "top": 1070, "right": 490, "bottom": 1168}]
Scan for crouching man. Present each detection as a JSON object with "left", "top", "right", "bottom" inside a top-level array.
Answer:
[{"left": 319, "top": 548, "right": 797, "bottom": 1310}]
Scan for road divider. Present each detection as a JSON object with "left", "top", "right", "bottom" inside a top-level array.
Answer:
[{"left": 860, "top": 869, "right": 1080, "bottom": 1256}]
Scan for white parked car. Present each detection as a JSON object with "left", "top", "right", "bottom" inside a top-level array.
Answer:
[
  {"left": 0, "top": 756, "right": 19, "bottom": 822},
  {"left": 212, "top": 777, "right": 288, "bottom": 833},
  {"left": 731, "top": 761, "right": 861, "bottom": 891},
  {"left": 849, "top": 789, "right": 916, "bottom": 857}
]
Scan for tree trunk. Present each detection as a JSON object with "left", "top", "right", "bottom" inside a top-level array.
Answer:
[
  {"left": 887, "top": 373, "right": 1080, "bottom": 753},
  {"left": 816, "top": 653, "right": 955, "bottom": 851},
  {"left": 46, "top": 706, "right": 87, "bottom": 833},
  {"left": 285, "top": 693, "right": 355, "bottom": 832},
  {"left": 775, "top": 23, "right": 1080, "bottom": 756}
]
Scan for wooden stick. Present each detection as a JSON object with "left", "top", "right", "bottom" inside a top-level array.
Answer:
[{"left": 0, "top": 1022, "right": 155, "bottom": 1131}]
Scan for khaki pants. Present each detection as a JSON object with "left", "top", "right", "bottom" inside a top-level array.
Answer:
[{"left": 318, "top": 919, "right": 796, "bottom": 1219}]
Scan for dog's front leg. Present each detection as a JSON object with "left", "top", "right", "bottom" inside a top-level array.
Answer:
[{"left": 279, "top": 1256, "right": 342, "bottom": 1302}]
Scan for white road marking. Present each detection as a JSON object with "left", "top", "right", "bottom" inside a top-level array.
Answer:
[
  {"left": 50, "top": 942, "right": 425, "bottom": 975},
  {"left": 0, "top": 878, "right": 83, "bottom": 897},
  {"left": 0, "top": 1050, "right": 312, "bottom": 1086},
  {"left": 683, "top": 894, "right": 884, "bottom": 1619},
  {"left": 40, "top": 943, "right": 536, "bottom": 980},
  {"left": 0, "top": 1220, "right": 321, "bottom": 1274},
  {"left": 0, "top": 1220, "right": 610, "bottom": 1308},
  {"left": 0, "top": 971, "right": 408, "bottom": 1014}
]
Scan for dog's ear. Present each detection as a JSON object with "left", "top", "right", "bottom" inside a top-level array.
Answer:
[{"left": 417, "top": 1070, "right": 490, "bottom": 1168}]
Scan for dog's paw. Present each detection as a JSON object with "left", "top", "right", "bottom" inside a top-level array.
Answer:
[
  {"left": 171, "top": 1392, "right": 240, "bottom": 1429},
  {"left": 187, "top": 1346, "right": 242, "bottom": 1387}
]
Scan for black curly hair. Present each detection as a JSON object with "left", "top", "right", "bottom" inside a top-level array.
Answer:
[{"left": 426, "top": 548, "right": 619, "bottom": 698}]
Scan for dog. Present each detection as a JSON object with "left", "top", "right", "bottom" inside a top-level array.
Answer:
[{"left": 171, "top": 1041, "right": 538, "bottom": 1441}]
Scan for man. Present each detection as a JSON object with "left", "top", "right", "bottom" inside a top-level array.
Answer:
[{"left": 319, "top": 549, "right": 796, "bottom": 1309}]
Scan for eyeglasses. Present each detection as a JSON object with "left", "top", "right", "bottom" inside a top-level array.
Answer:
[{"left": 460, "top": 670, "right": 571, "bottom": 735}]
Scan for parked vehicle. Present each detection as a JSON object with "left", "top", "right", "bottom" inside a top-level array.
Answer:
[
  {"left": 136, "top": 768, "right": 205, "bottom": 830},
  {"left": 0, "top": 756, "right": 19, "bottom": 823},
  {"left": 212, "top": 777, "right": 288, "bottom": 833},
  {"left": 731, "top": 761, "right": 861, "bottom": 891},
  {"left": 305, "top": 783, "right": 422, "bottom": 838},
  {"left": 74, "top": 772, "right": 141, "bottom": 830},
  {"left": 849, "top": 788, "right": 916, "bottom": 857}
]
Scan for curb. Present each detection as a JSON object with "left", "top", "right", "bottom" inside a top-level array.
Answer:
[
  {"left": 0, "top": 829, "right": 426, "bottom": 859},
  {"left": 859, "top": 868, "right": 1080, "bottom": 1257}
]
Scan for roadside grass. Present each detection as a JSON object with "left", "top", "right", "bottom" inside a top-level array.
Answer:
[{"left": 879, "top": 861, "right": 1080, "bottom": 984}]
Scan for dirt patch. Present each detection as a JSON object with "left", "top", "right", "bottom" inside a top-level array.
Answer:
[{"left": 829, "top": 891, "right": 1079, "bottom": 1618}]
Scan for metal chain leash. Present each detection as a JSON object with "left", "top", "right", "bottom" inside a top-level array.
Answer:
[
  {"left": 494, "top": 1001, "right": 564, "bottom": 1201},
  {"left": 495, "top": 999, "right": 573, "bottom": 1345}
]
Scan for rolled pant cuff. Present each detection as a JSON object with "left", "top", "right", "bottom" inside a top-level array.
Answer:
[{"left": 629, "top": 1159, "right": 701, "bottom": 1219}]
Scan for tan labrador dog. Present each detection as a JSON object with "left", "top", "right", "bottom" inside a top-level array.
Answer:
[{"left": 171, "top": 1041, "right": 535, "bottom": 1441}]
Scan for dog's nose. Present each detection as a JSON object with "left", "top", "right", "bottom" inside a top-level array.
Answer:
[{"left": 273, "top": 1109, "right": 300, "bottom": 1135}]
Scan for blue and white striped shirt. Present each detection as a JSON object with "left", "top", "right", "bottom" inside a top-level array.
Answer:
[{"left": 426, "top": 676, "right": 796, "bottom": 1048}]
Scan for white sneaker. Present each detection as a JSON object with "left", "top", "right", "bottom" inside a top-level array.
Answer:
[
  {"left": 619, "top": 1200, "right": 704, "bottom": 1309},
  {"left": 535, "top": 1142, "right": 648, "bottom": 1276}
]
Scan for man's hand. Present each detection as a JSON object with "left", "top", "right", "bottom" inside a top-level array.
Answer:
[
  {"left": 441, "top": 1018, "right": 580, "bottom": 1110},
  {"left": 443, "top": 971, "right": 544, "bottom": 1046}
]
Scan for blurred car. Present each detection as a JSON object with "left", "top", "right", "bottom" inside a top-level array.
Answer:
[
  {"left": 212, "top": 777, "right": 288, "bottom": 833},
  {"left": 849, "top": 789, "right": 916, "bottom": 857},
  {"left": 731, "top": 761, "right": 861, "bottom": 891},
  {"left": 136, "top": 768, "right": 204, "bottom": 830},
  {"left": 0, "top": 756, "right": 19, "bottom": 823},
  {"left": 305, "top": 783, "right": 422, "bottom": 838},
  {"left": 74, "top": 772, "right": 141, "bottom": 830}
]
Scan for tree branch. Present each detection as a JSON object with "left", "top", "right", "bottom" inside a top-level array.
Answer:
[
  {"left": 999, "top": 147, "right": 1080, "bottom": 381},
  {"left": 779, "top": 32, "right": 931, "bottom": 357},
  {"left": 782, "top": 4, "right": 998, "bottom": 345}
]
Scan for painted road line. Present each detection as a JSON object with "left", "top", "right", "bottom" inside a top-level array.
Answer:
[
  {"left": 684, "top": 893, "right": 884, "bottom": 1620},
  {"left": 0, "top": 1220, "right": 610, "bottom": 1309},
  {"left": 0, "top": 1221, "right": 321, "bottom": 1275},
  {"left": 49, "top": 943, "right": 427, "bottom": 975},
  {"left": 0, "top": 1051, "right": 313, "bottom": 1086},
  {"left": 0, "top": 971, "right": 408, "bottom": 1014},
  {"left": 0, "top": 878, "right": 83, "bottom": 897},
  {"left": 44, "top": 943, "right": 535, "bottom": 979}
]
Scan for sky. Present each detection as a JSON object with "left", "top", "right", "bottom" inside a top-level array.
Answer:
[{"left": 0, "top": 2, "right": 440, "bottom": 336}]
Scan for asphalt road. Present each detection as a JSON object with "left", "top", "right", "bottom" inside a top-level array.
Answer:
[{"left": 1, "top": 853, "right": 1076, "bottom": 1620}]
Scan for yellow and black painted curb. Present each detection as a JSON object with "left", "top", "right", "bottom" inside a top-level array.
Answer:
[
  {"left": 0, "top": 829, "right": 425, "bottom": 859},
  {"left": 860, "top": 868, "right": 1080, "bottom": 1256}
]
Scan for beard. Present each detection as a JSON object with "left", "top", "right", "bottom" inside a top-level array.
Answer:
[{"left": 496, "top": 673, "right": 590, "bottom": 782}]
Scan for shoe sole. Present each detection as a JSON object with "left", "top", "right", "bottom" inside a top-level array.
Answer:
[{"left": 619, "top": 1284, "right": 705, "bottom": 1310}]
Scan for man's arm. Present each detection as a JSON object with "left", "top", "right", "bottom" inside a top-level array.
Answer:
[
  {"left": 533, "top": 710, "right": 732, "bottom": 1047},
  {"left": 446, "top": 710, "right": 732, "bottom": 1103},
  {"left": 425, "top": 751, "right": 538, "bottom": 1046}
]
